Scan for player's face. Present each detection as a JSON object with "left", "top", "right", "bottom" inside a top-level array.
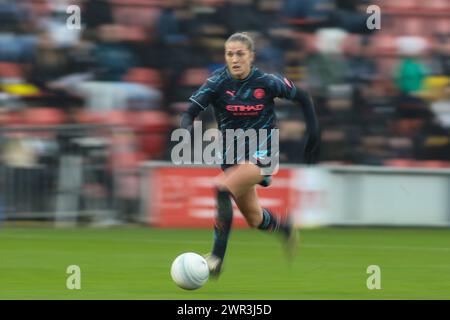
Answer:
[{"left": 225, "top": 41, "right": 254, "bottom": 80}]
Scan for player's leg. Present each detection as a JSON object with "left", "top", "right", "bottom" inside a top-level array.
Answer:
[
  {"left": 207, "top": 179, "right": 233, "bottom": 276},
  {"left": 227, "top": 163, "right": 298, "bottom": 255},
  {"left": 206, "top": 163, "right": 261, "bottom": 277},
  {"left": 233, "top": 185, "right": 298, "bottom": 260},
  {"left": 233, "top": 185, "right": 289, "bottom": 235},
  {"left": 219, "top": 163, "right": 277, "bottom": 226},
  {"left": 207, "top": 163, "right": 296, "bottom": 277},
  {"left": 205, "top": 166, "right": 241, "bottom": 277}
]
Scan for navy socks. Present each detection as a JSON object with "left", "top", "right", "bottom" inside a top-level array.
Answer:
[
  {"left": 258, "top": 208, "right": 290, "bottom": 237},
  {"left": 211, "top": 189, "right": 233, "bottom": 260}
]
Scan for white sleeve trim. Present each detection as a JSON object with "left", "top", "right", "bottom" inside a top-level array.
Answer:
[{"left": 189, "top": 97, "right": 207, "bottom": 110}]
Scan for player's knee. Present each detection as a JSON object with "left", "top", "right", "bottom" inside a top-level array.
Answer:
[
  {"left": 247, "top": 218, "right": 261, "bottom": 229},
  {"left": 214, "top": 181, "right": 237, "bottom": 201},
  {"left": 213, "top": 177, "right": 229, "bottom": 192},
  {"left": 244, "top": 211, "right": 262, "bottom": 228}
]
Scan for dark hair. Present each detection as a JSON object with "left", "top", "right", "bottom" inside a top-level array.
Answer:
[{"left": 225, "top": 32, "right": 255, "bottom": 52}]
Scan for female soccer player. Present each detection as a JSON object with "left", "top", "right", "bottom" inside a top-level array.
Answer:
[{"left": 180, "top": 32, "right": 320, "bottom": 278}]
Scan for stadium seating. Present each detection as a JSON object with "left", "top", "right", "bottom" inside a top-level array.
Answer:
[
  {"left": 108, "top": 0, "right": 165, "bottom": 6},
  {"left": 0, "top": 62, "right": 24, "bottom": 79},
  {"left": 123, "top": 68, "right": 163, "bottom": 89},
  {"left": 179, "top": 68, "right": 211, "bottom": 87},
  {"left": 29, "top": 0, "right": 51, "bottom": 15},
  {"left": 3, "top": 0, "right": 449, "bottom": 168},
  {"left": 383, "top": 159, "right": 418, "bottom": 167},
  {"left": 131, "top": 111, "right": 171, "bottom": 160},
  {"left": 22, "top": 107, "right": 66, "bottom": 126}
]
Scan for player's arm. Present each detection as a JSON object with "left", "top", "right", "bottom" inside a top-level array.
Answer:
[
  {"left": 180, "top": 102, "right": 204, "bottom": 133},
  {"left": 271, "top": 75, "right": 320, "bottom": 164},
  {"left": 180, "top": 77, "right": 216, "bottom": 132},
  {"left": 292, "top": 88, "right": 320, "bottom": 164}
]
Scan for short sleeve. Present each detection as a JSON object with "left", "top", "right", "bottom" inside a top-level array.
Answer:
[
  {"left": 188, "top": 76, "right": 218, "bottom": 110},
  {"left": 268, "top": 74, "right": 298, "bottom": 100}
]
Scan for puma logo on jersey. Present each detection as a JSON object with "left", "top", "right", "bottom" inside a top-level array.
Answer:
[
  {"left": 225, "top": 90, "right": 236, "bottom": 97},
  {"left": 284, "top": 77, "right": 293, "bottom": 88}
]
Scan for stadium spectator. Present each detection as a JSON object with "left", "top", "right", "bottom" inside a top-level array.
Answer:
[
  {"left": 254, "top": 33, "right": 285, "bottom": 74},
  {"left": 28, "top": 32, "right": 72, "bottom": 89},
  {"left": 222, "top": 0, "right": 265, "bottom": 34},
  {"left": 83, "top": 0, "right": 114, "bottom": 31},
  {"left": 394, "top": 36, "right": 430, "bottom": 95},
  {"left": 430, "top": 33, "right": 450, "bottom": 77},
  {"left": 282, "top": 0, "right": 334, "bottom": 22},
  {"left": 90, "top": 24, "right": 139, "bottom": 82},
  {"left": 394, "top": 56, "right": 429, "bottom": 96}
]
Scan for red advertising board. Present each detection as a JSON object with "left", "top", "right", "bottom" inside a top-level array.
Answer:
[{"left": 146, "top": 167, "right": 294, "bottom": 228}]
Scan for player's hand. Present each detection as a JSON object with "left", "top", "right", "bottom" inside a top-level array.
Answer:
[
  {"left": 184, "top": 124, "right": 194, "bottom": 135},
  {"left": 303, "top": 131, "right": 320, "bottom": 165},
  {"left": 180, "top": 112, "right": 194, "bottom": 135}
]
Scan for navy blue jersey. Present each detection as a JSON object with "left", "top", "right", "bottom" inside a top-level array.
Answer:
[
  {"left": 189, "top": 66, "right": 299, "bottom": 171},
  {"left": 189, "top": 66, "right": 298, "bottom": 132}
]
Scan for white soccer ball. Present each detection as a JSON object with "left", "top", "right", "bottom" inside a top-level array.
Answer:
[{"left": 170, "top": 252, "right": 209, "bottom": 290}]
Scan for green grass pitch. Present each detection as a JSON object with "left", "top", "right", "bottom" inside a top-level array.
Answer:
[{"left": 1, "top": 226, "right": 450, "bottom": 299}]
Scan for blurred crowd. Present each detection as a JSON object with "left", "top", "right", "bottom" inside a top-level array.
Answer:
[{"left": 0, "top": 0, "right": 450, "bottom": 168}]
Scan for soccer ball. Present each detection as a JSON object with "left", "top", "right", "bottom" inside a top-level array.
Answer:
[{"left": 170, "top": 252, "right": 209, "bottom": 290}]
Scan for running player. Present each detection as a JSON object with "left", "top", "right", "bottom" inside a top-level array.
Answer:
[{"left": 180, "top": 32, "right": 320, "bottom": 278}]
